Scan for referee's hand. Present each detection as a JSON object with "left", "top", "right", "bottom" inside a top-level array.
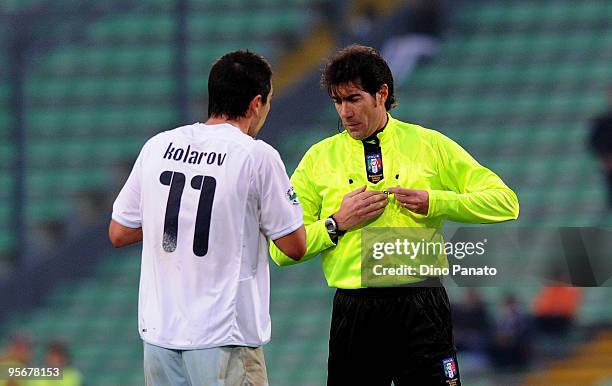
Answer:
[
  {"left": 333, "top": 186, "right": 388, "bottom": 231},
  {"left": 386, "top": 186, "right": 429, "bottom": 215}
]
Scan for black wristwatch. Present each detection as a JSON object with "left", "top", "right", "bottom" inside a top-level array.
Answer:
[{"left": 325, "top": 215, "right": 346, "bottom": 242}]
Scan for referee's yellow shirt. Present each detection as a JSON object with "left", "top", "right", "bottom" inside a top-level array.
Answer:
[{"left": 270, "top": 115, "right": 519, "bottom": 288}]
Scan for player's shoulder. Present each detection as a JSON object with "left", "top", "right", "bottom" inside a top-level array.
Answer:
[
  {"left": 252, "top": 138, "right": 278, "bottom": 154},
  {"left": 140, "top": 124, "right": 193, "bottom": 150},
  {"left": 251, "top": 139, "right": 283, "bottom": 165},
  {"left": 142, "top": 122, "right": 256, "bottom": 151}
]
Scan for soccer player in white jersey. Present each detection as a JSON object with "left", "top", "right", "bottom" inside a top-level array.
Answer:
[{"left": 108, "top": 50, "right": 306, "bottom": 386}]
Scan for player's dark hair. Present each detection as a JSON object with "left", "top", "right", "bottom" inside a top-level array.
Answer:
[
  {"left": 208, "top": 50, "right": 272, "bottom": 120},
  {"left": 321, "top": 44, "right": 396, "bottom": 111}
]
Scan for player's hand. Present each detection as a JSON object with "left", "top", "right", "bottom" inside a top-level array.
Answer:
[
  {"left": 386, "top": 186, "right": 429, "bottom": 215},
  {"left": 332, "top": 185, "right": 388, "bottom": 231}
]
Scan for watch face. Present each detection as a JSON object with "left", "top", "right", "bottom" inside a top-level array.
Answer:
[{"left": 325, "top": 218, "right": 337, "bottom": 234}]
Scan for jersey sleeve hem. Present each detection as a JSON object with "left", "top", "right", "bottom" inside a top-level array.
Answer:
[
  {"left": 111, "top": 213, "right": 142, "bottom": 228},
  {"left": 268, "top": 219, "right": 303, "bottom": 241}
]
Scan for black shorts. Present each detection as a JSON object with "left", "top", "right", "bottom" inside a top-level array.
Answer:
[{"left": 327, "top": 281, "right": 461, "bottom": 386}]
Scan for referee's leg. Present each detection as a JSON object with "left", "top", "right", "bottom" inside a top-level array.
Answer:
[
  {"left": 391, "top": 286, "right": 461, "bottom": 386},
  {"left": 327, "top": 290, "right": 393, "bottom": 386}
]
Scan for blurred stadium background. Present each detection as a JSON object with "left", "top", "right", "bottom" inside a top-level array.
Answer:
[{"left": 1, "top": 0, "right": 612, "bottom": 385}]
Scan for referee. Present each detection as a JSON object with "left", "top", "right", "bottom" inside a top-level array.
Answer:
[{"left": 270, "top": 45, "right": 519, "bottom": 386}]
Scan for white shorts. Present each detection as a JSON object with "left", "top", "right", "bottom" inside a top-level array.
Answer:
[{"left": 143, "top": 342, "right": 269, "bottom": 386}]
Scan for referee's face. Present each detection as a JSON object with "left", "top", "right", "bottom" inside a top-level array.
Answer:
[{"left": 332, "top": 82, "right": 388, "bottom": 140}]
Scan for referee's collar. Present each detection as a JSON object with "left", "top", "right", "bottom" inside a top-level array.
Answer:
[{"left": 354, "top": 113, "right": 395, "bottom": 143}]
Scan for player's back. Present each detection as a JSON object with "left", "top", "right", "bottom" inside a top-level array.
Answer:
[{"left": 133, "top": 122, "right": 274, "bottom": 349}]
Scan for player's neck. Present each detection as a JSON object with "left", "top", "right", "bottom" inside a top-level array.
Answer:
[{"left": 206, "top": 116, "right": 252, "bottom": 136}]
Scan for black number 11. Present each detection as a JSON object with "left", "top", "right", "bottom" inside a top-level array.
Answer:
[{"left": 159, "top": 170, "right": 217, "bottom": 256}]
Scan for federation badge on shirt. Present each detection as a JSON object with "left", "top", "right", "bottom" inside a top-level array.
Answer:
[
  {"left": 286, "top": 186, "right": 300, "bottom": 205},
  {"left": 365, "top": 151, "right": 383, "bottom": 183}
]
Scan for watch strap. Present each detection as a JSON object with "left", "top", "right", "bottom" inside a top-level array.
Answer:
[{"left": 330, "top": 214, "right": 346, "bottom": 236}]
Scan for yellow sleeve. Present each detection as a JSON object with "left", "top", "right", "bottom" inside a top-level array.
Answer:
[
  {"left": 427, "top": 132, "right": 520, "bottom": 223},
  {"left": 270, "top": 148, "right": 336, "bottom": 266}
]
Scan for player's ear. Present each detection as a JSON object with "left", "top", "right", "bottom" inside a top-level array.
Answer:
[{"left": 249, "top": 95, "right": 262, "bottom": 116}]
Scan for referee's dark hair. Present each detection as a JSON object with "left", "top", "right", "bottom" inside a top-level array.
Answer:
[
  {"left": 208, "top": 50, "right": 272, "bottom": 120},
  {"left": 322, "top": 44, "right": 396, "bottom": 111}
]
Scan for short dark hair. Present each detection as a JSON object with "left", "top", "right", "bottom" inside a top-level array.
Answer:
[
  {"left": 208, "top": 50, "right": 272, "bottom": 120},
  {"left": 321, "top": 44, "right": 396, "bottom": 111}
]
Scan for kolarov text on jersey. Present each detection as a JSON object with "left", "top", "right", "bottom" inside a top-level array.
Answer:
[{"left": 162, "top": 142, "right": 227, "bottom": 166}]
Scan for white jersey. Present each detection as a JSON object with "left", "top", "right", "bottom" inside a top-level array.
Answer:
[{"left": 112, "top": 123, "right": 303, "bottom": 349}]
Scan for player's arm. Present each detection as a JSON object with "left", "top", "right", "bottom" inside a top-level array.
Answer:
[
  {"left": 270, "top": 148, "right": 338, "bottom": 266},
  {"left": 425, "top": 132, "right": 519, "bottom": 223},
  {"left": 272, "top": 225, "right": 306, "bottom": 260},
  {"left": 256, "top": 142, "right": 308, "bottom": 262},
  {"left": 109, "top": 220, "right": 142, "bottom": 248},
  {"left": 111, "top": 149, "right": 144, "bottom": 245}
]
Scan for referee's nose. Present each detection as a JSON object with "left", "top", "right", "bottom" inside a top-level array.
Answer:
[{"left": 338, "top": 101, "right": 353, "bottom": 120}]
